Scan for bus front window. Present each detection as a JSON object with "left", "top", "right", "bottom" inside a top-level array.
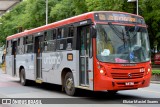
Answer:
[{"left": 96, "top": 24, "right": 150, "bottom": 63}]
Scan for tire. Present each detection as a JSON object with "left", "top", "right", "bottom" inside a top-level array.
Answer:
[
  {"left": 64, "top": 72, "right": 76, "bottom": 96},
  {"left": 20, "top": 68, "right": 29, "bottom": 86}
]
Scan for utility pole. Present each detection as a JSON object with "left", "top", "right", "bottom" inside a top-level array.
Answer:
[
  {"left": 127, "top": 0, "right": 138, "bottom": 15},
  {"left": 46, "top": 0, "right": 48, "bottom": 25}
]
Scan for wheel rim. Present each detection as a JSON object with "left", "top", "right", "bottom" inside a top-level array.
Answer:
[{"left": 66, "top": 77, "right": 73, "bottom": 91}]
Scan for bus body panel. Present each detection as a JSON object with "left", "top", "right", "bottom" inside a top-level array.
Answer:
[
  {"left": 16, "top": 54, "right": 35, "bottom": 80},
  {"left": 93, "top": 60, "right": 151, "bottom": 91},
  {"left": 88, "top": 57, "right": 94, "bottom": 90},
  {"left": 41, "top": 50, "right": 93, "bottom": 90},
  {"left": 41, "top": 50, "right": 79, "bottom": 86},
  {"left": 6, "top": 55, "right": 12, "bottom": 76}
]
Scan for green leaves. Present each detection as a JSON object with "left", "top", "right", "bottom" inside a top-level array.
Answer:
[
  {"left": 85, "top": 0, "right": 123, "bottom": 11},
  {"left": 0, "top": 0, "right": 160, "bottom": 52},
  {"left": 50, "top": 0, "right": 77, "bottom": 21}
]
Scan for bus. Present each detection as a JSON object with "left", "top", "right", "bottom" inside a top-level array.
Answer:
[
  {"left": 5, "top": 11, "right": 151, "bottom": 96},
  {"left": 154, "top": 52, "right": 160, "bottom": 64}
]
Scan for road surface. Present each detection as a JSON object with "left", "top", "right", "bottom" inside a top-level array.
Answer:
[{"left": 0, "top": 69, "right": 160, "bottom": 107}]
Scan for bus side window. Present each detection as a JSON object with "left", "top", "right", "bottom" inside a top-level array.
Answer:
[
  {"left": 43, "top": 30, "right": 57, "bottom": 52},
  {"left": 6, "top": 41, "right": 11, "bottom": 55},
  {"left": 66, "top": 27, "right": 74, "bottom": 50},
  {"left": 25, "top": 35, "right": 33, "bottom": 53},
  {"left": 53, "top": 29, "right": 56, "bottom": 40},
  {"left": 16, "top": 38, "right": 24, "bottom": 55},
  {"left": 44, "top": 32, "right": 47, "bottom": 51},
  {"left": 57, "top": 28, "right": 62, "bottom": 39},
  {"left": 57, "top": 28, "right": 66, "bottom": 50},
  {"left": 52, "top": 29, "right": 56, "bottom": 51},
  {"left": 16, "top": 38, "right": 20, "bottom": 54}
]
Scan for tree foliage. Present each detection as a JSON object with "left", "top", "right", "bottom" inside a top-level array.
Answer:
[
  {"left": 141, "top": 0, "right": 160, "bottom": 51},
  {"left": 0, "top": 0, "right": 160, "bottom": 52}
]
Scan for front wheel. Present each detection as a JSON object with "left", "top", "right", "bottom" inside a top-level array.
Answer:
[
  {"left": 64, "top": 72, "right": 76, "bottom": 96},
  {"left": 20, "top": 69, "right": 29, "bottom": 86}
]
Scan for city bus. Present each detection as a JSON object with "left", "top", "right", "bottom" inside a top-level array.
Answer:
[{"left": 5, "top": 11, "right": 151, "bottom": 96}]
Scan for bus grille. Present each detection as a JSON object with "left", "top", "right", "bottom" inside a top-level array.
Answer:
[{"left": 111, "top": 69, "right": 144, "bottom": 79}]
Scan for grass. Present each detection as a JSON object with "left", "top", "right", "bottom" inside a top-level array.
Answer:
[{"left": 152, "top": 69, "right": 160, "bottom": 75}]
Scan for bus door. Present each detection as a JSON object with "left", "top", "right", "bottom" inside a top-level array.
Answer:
[
  {"left": 34, "top": 36, "right": 43, "bottom": 80},
  {"left": 78, "top": 25, "right": 91, "bottom": 86},
  {"left": 12, "top": 40, "right": 17, "bottom": 76}
]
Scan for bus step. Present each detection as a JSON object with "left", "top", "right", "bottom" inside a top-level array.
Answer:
[
  {"left": 77, "top": 86, "right": 90, "bottom": 90},
  {"left": 80, "top": 84, "right": 89, "bottom": 87},
  {"left": 35, "top": 79, "right": 43, "bottom": 84}
]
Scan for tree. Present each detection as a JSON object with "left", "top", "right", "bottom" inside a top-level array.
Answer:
[
  {"left": 0, "top": 0, "right": 160, "bottom": 53},
  {"left": 141, "top": 0, "right": 160, "bottom": 52},
  {"left": 85, "top": 0, "right": 124, "bottom": 11},
  {"left": 50, "top": 0, "right": 76, "bottom": 21}
]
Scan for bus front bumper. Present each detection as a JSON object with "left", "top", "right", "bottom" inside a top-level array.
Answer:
[{"left": 94, "top": 73, "right": 151, "bottom": 91}]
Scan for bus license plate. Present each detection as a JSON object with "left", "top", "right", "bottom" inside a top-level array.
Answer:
[{"left": 125, "top": 82, "right": 134, "bottom": 86}]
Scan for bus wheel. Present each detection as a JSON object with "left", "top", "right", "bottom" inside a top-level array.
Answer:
[
  {"left": 107, "top": 90, "right": 118, "bottom": 95},
  {"left": 64, "top": 72, "right": 76, "bottom": 96},
  {"left": 20, "top": 69, "right": 28, "bottom": 86}
]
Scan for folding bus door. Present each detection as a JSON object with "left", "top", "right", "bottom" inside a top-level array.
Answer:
[
  {"left": 12, "top": 41, "right": 17, "bottom": 76},
  {"left": 34, "top": 36, "right": 43, "bottom": 80},
  {"left": 78, "top": 25, "right": 91, "bottom": 86}
]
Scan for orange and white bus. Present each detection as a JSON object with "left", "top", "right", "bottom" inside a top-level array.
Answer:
[{"left": 5, "top": 11, "right": 151, "bottom": 96}]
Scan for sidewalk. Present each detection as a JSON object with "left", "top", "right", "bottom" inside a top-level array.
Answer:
[
  {"left": 0, "top": 68, "right": 19, "bottom": 82},
  {"left": 150, "top": 81, "right": 160, "bottom": 84}
]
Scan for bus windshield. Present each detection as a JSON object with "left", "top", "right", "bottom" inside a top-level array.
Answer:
[{"left": 96, "top": 24, "right": 151, "bottom": 63}]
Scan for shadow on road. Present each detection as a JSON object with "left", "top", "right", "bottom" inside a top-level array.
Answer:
[{"left": 20, "top": 80, "right": 144, "bottom": 100}]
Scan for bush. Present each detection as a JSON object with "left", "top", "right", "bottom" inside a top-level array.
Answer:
[{"left": 152, "top": 70, "right": 160, "bottom": 75}]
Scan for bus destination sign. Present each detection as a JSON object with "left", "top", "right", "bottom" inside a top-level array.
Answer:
[{"left": 95, "top": 13, "right": 145, "bottom": 24}]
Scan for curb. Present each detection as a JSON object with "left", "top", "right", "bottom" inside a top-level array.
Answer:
[{"left": 150, "top": 81, "right": 160, "bottom": 84}]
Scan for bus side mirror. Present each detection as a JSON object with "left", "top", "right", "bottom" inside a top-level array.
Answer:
[{"left": 90, "top": 26, "right": 97, "bottom": 38}]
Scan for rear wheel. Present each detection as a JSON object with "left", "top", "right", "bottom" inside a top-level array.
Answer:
[
  {"left": 64, "top": 72, "right": 76, "bottom": 96},
  {"left": 20, "top": 68, "right": 29, "bottom": 86}
]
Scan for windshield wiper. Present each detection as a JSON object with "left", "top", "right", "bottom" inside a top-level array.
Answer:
[
  {"left": 122, "top": 29, "right": 127, "bottom": 48},
  {"left": 108, "top": 22, "right": 123, "bottom": 40},
  {"left": 127, "top": 26, "right": 140, "bottom": 39},
  {"left": 108, "top": 22, "right": 127, "bottom": 48}
]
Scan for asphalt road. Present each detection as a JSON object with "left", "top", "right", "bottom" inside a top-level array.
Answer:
[{"left": 0, "top": 70, "right": 160, "bottom": 107}]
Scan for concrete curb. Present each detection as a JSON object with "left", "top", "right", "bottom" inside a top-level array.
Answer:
[{"left": 150, "top": 81, "right": 160, "bottom": 84}]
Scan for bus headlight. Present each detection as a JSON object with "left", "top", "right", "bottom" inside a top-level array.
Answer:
[
  {"left": 100, "top": 70, "right": 104, "bottom": 74},
  {"left": 99, "top": 68, "right": 107, "bottom": 76},
  {"left": 147, "top": 68, "right": 151, "bottom": 74}
]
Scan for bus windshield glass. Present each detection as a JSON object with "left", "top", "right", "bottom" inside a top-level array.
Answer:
[{"left": 96, "top": 24, "right": 151, "bottom": 63}]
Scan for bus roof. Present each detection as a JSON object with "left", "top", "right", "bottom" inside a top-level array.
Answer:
[{"left": 6, "top": 11, "right": 143, "bottom": 41}]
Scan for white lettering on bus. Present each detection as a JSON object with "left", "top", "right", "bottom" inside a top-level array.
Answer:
[
  {"left": 44, "top": 56, "right": 61, "bottom": 65},
  {"left": 43, "top": 52, "right": 63, "bottom": 65}
]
